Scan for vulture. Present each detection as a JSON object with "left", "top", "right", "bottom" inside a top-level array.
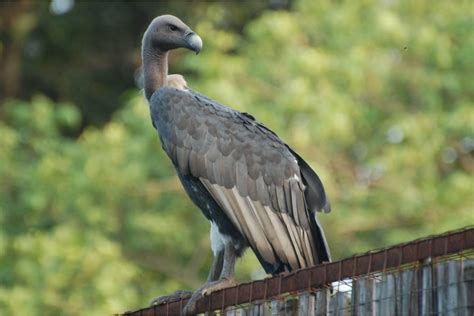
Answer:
[{"left": 142, "top": 15, "right": 331, "bottom": 312}]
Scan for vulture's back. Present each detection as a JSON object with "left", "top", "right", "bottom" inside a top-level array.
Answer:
[{"left": 149, "top": 86, "right": 331, "bottom": 273}]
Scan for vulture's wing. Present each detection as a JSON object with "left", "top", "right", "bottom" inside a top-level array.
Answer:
[{"left": 150, "top": 87, "right": 330, "bottom": 272}]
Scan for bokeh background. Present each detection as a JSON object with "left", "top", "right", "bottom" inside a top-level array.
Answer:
[{"left": 0, "top": 0, "right": 473, "bottom": 314}]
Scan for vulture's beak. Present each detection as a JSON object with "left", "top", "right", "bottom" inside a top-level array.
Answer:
[{"left": 184, "top": 31, "right": 202, "bottom": 55}]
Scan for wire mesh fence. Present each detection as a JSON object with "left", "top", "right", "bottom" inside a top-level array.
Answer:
[{"left": 123, "top": 226, "right": 474, "bottom": 315}]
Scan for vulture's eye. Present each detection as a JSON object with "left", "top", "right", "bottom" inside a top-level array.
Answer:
[{"left": 168, "top": 24, "right": 178, "bottom": 32}]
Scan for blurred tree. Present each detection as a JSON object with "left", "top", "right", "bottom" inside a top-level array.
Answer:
[
  {"left": 0, "top": 0, "right": 472, "bottom": 315},
  {"left": 0, "top": 0, "right": 35, "bottom": 98},
  {"left": 0, "top": 0, "right": 291, "bottom": 126}
]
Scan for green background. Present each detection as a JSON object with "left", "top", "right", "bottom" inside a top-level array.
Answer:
[{"left": 0, "top": 0, "right": 472, "bottom": 314}]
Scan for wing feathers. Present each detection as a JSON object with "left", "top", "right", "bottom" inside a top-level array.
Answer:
[
  {"left": 201, "top": 178, "right": 321, "bottom": 271},
  {"left": 202, "top": 180, "right": 276, "bottom": 263},
  {"left": 188, "top": 150, "right": 200, "bottom": 175},
  {"left": 275, "top": 185, "right": 286, "bottom": 212},
  {"left": 176, "top": 147, "right": 190, "bottom": 174},
  {"left": 280, "top": 213, "right": 305, "bottom": 268},
  {"left": 235, "top": 160, "right": 249, "bottom": 197},
  {"left": 150, "top": 88, "right": 330, "bottom": 271},
  {"left": 251, "top": 202, "right": 288, "bottom": 263},
  {"left": 204, "top": 155, "right": 216, "bottom": 183},
  {"left": 255, "top": 176, "right": 270, "bottom": 206}
]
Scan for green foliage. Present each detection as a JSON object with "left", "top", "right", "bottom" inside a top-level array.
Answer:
[
  {"left": 0, "top": 95, "right": 224, "bottom": 314},
  {"left": 187, "top": 0, "right": 473, "bottom": 254},
  {"left": 0, "top": 0, "right": 473, "bottom": 314},
  {"left": 0, "top": 1, "right": 279, "bottom": 126}
]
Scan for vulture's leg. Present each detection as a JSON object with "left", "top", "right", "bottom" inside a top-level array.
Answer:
[
  {"left": 207, "top": 248, "right": 224, "bottom": 282},
  {"left": 182, "top": 244, "right": 238, "bottom": 314},
  {"left": 149, "top": 247, "right": 224, "bottom": 308}
]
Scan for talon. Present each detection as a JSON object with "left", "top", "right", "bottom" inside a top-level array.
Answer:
[
  {"left": 182, "top": 278, "right": 237, "bottom": 314},
  {"left": 182, "top": 293, "right": 202, "bottom": 315},
  {"left": 150, "top": 289, "right": 193, "bottom": 306}
]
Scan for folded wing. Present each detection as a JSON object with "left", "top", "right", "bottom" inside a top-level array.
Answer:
[{"left": 150, "top": 87, "right": 330, "bottom": 272}]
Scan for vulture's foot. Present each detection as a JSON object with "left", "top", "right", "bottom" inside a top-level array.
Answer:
[
  {"left": 182, "top": 278, "right": 237, "bottom": 315},
  {"left": 149, "top": 289, "right": 193, "bottom": 306},
  {"left": 201, "top": 277, "right": 237, "bottom": 295}
]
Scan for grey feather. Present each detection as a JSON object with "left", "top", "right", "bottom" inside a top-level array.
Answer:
[{"left": 149, "top": 86, "right": 332, "bottom": 270}]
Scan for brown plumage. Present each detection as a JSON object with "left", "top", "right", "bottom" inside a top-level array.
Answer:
[{"left": 167, "top": 74, "right": 187, "bottom": 90}]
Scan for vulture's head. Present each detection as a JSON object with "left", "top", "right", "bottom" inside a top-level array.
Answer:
[{"left": 143, "top": 15, "right": 202, "bottom": 54}]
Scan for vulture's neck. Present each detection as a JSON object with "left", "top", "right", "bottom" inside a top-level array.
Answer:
[{"left": 142, "top": 46, "right": 169, "bottom": 100}]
